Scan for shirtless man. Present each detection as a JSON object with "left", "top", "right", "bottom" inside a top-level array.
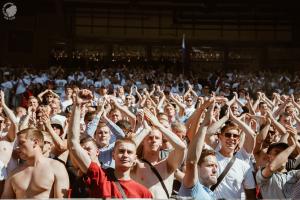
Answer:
[
  {"left": 131, "top": 109, "right": 186, "bottom": 199},
  {"left": 1, "top": 128, "right": 69, "bottom": 199}
]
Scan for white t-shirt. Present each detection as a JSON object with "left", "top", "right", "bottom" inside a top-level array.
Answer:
[
  {"left": 55, "top": 79, "right": 67, "bottom": 94},
  {"left": 214, "top": 151, "right": 256, "bottom": 200},
  {"left": 61, "top": 99, "right": 73, "bottom": 112}
]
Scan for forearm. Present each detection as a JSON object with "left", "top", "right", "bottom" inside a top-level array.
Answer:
[
  {"left": 170, "top": 96, "right": 185, "bottom": 109},
  {"left": 270, "top": 116, "right": 286, "bottom": 135},
  {"left": 254, "top": 124, "right": 270, "bottom": 153},
  {"left": 252, "top": 99, "right": 260, "bottom": 111},
  {"left": 157, "top": 95, "right": 165, "bottom": 109},
  {"left": 186, "top": 125, "right": 208, "bottom": 163},
  {"left": 46, "top": 125, "right": 67, "bottom": 151},
  {"left": 19, "top": 114, "right": 30, "bottom": 130},
  {"left": 133, "top": 128, "right": 151, "bottom": 147},
  {"left": 68, "top": 105, "right": 81, "bottom": 148},
  {"left": 2, "top": 104, "right": 18, "bottom": 124},
  {"left": 186, "top": 108, "right": 204, "bottom": 140},
  {"left": 157, "top": 124, "right": 186, "bottom": 150},
  {"left": 269, "top": 145, "right": 295, "bottom": 171},
  {"left": 86, "top": 116, "right": 101, "bottom": 138},
  {"left": 103, "top": 116, "right": 125, "bottom": 139},
  {"left": 207, "top": 115, "right": 228, "bottom": 136}
]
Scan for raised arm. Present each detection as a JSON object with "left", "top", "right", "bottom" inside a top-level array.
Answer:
[
  {"left": 42, "top": 114, "right": 67, "bottom": 152},
  {"left": 19, "top": 106, "right": 34, "bottom": 131},
  {"left": 291, "top": 94, "right": 300, "bottom": 115},
  {"left": 133, "top": 119, "right": 152, "bottom": 147},
  {"left": 262, "top": 135, "right": 296, "bottom": 178},
  {"left": 169, "top": 93, "right": 185, "bottom": 117},
  {"left": 207, "top": 110, "right": 229, "bottom": 136},
  {"left": 183, "top": 100, "right": 214, "bottom": 188},
  {"left": 67, "top": 90, "right": 93, "bottom": 173},
  {"left": 111, "top": 98, "right": 136, "bottom": 127},
  {"left": 267, "top": 110, "right": 286, "bottom": 135},
  {"left": 253, "top": 119, "right": 271, "bottom": 154},
  {"left": 144, "top": 109, "right": 186, "bottom": 171},
  {"left": 185, "top": 99, "right": 213, "bottom": 141},
  {"left": 0, "top": 91, "right": 18, "bottom": 125},
  {"left": 229, "top": 108, "right": 256, "bottom": 154}
]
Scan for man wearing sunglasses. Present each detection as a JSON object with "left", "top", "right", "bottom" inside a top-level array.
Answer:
[{"left": 214, "top": 119, "right": 256, "bottom": 200}]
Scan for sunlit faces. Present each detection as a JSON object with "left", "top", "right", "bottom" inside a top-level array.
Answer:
[
  {"left": 81, "top": 141, "right": 99, "bottom": 162},
  {"left": 51, "top": 124, "right": 63, "bottom": 137},
  {"left": 143, "top": 129, "right": 163, "bottom": 153},
  {"left": 279, "top": 114, "right": 292, "bottom": 126},
  {"left": 264, "top": 127, "right": 280, "bottom": 146},
  {"left": 285, "top": 105, "right": 296, "bottom": 116},
  {"left": 219, "top": 129, "right": 240, "bottom": 151},
  {"left": 17, "top": 134, "right": 36, "bottom": 160},
  {"left": 164, "top": 104, "right": 176, "bottom": 118},
  {"left": 198, "top": 155, "right": 218, "bottom": 187},
  {"left": 113, "top": 141, "right": 137, "bottom": 169},
  {"left": 65, "top": 87, "right": 73, "bottom": 96},
  {"left": 94, "top": 126, "right": 111, "bottom": 148},
  {"left": 145, "top": 98, "right": 152, "bottom": 108},
  {"left": 231, "top": 103, "right": 239, "bottom": 116},
  {"left": 28, "top": 97, "right": 39, "bottom": 109},
  {"left": 185, "top": 98, "right": 193, "bottom": 106},
  {"left": 259, "top": 102, "right": 268, "bottom": 114},
  {"left": 110, "top": 109, "right": 122, "bottom": 123}
]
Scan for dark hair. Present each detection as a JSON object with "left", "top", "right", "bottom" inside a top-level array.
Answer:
[
  {"left": 198, "top": 149, "right": 216, "bottom": 165},
  {"left": 80, "top": 136, "right": 98, "bottom": 148},
  {"left": 220, "top": 121, "right": 240, "bottom": 134},
  {"left": 267, "top": 142, "right": 289, "bottom": 154}
]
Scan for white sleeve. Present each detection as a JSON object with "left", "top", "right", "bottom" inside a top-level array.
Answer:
[{"left": 243, "top": 164, "right": 256, "bottom": 189}]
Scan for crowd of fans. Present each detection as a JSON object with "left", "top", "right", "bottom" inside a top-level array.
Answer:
[{"left": 1, "top": 63, "right": 300, "bottom": 199}]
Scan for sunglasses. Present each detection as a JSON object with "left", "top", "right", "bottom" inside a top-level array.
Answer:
[{"left": 223, "top": 132, "right": 240, "bottom": 139}]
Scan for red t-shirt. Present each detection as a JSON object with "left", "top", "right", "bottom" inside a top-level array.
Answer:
[{"left": 84, "top": 162, "right": 152, "bottom": 198}]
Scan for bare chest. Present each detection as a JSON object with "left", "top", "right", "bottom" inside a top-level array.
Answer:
[
  {"left": 133, "top": 161, "right": 174, "bottom": 198},
  {"left": 11, "top": 165, "right": 55, "bottom": 198}
]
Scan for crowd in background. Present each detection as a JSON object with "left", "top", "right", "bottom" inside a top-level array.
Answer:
[{"left": 1, "top": 63, "right": 300, "bottom": 199}]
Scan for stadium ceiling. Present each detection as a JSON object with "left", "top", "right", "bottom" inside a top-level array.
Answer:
[{"left": 62, "top": 0, "right": 300, "bottom": 25}]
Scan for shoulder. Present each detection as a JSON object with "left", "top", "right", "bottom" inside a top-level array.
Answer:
[
  {"left": 49, "top": 158, "right": 67, "bottom": 173},
  {"left": 7, "top": 163, "right": 27, "bottom": 178}
]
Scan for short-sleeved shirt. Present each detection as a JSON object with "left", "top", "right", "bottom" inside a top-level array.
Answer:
[
  {"left": 85, "top": 162, "right": 152, "bottom": 198},
  {"left": 214, "top": 151, "right": 256, "bottom": 199},
  {"left": 179, "top": 180, "right": 215, "bottom": 200},
  {"left": 256, "top": 168, "right": 300, "bottom": 199}
]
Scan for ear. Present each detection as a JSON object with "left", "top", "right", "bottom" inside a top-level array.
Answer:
[
  {"left": 32, "top": 138, "right": 39, "bottom": 148},
  {"left": 96, "top": 149, "right": 100, "bottom": 157}
]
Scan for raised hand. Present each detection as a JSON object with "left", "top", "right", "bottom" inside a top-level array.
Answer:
[
  {"left": 75, "top": 89, "right": 93, "bottom": 106},
  {"left": 143, "top": 108, "right": 160, "bottom": 127}
]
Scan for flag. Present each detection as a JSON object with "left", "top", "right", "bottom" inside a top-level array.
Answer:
[{"left": 182, "top": 34, "right": 186, "bottom": 50}]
